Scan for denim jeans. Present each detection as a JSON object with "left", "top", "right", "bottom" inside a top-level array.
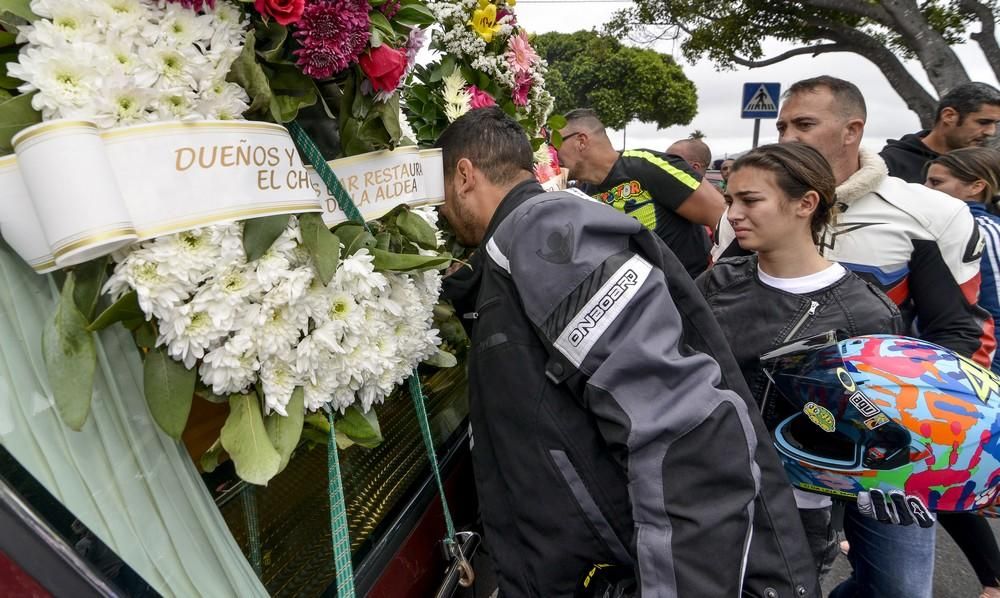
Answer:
[{"left": 828, "top": 504, "right": 936, "bottom": 598}]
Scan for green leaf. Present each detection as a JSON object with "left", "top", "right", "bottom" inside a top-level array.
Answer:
[
  {"left": 143, "top": 347, "right": 196, "bottom": 440},
  {"left": 0, "top": 0, "right": 35, "bottom": 21},
  {"left": 266, "top": 64, "right": 318, "bottom": 123},
  {"left": 0, "top": 51, "right": 22, "bottom": 90},
  {"left": 71, "top": 257, "right": 108, "bottom": 322},
  {"left": 270, "top": 88, "right": 317, "bottom": 123},
  {"left": 254, "top": 20, "right": 289, "bottom": 63},
  {"left": 368, "top": 11, "right": 396, "bottom": 40},
  {"left": 369, "top": 27, "right": 383, "bottom": 48},
  {"left": 334, "top": 405, "right": 383, "bottom": 449},
  {"left": 88, "top": 291, "right": 143, "bottom": 331},
  {"left": 133, "top": 321, "right": 158, "bottom": 351},
  {"left": 226, "top": 30, "right": 272, "bottom": 117},
  {"left": 547, "top": 114, "right": 568, "bottom": 130},
  {"left": 394, "top": 4, "right": 436, "bottom": 26},
  {"left": 334, "top": 223, "right": 377, "bottom": 256},
  {"left": 396, "top": 209, "right": 437, "bottom": 249},
  {"left": 301, "top": 427, "right": 330, "bottom": 447},
  {"left": 372, "top": 248, "right": 451, "bottom": 272},
  {"left": 298, "top": 213, "right": 340, "bottom": 285},
  {"left": 264, "top": 387, "right": 305, "bottom": 473},
  {"left": 0, "top": 32, "right": 15, "bottom": 47},
  {"left": 42, "top": 274, "right": 96, "bottom": 431},
  {"left": 221, "top": 393, "right": 282, "bottom": 485},
  {"left": 424, "top": 349, "right": 458, "bottom": 368},
  {"left": 375, "top": 231, "right": 391, "bottom": 251},
  {"left": 0, "top": 91, "right": 41, "bottom": 154},
  {"left": 243, "top": 214, "right": 289, "bottom": 261},
  {"left": 200, "top": 437, "right": 224, "bottom": 472},
  {"left": 304, "top": 411, "right": 330, "bottom": 432}
]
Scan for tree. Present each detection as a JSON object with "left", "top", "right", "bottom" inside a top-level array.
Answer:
[
  {"left": 690, "top": 129, "right": 706, "bottom": 139},
  {"left": 533, "top": 30, "right": 697, "bottom": 130},
  {"left": 608, "top": 0, "right": 1000, "bottom": 128}
]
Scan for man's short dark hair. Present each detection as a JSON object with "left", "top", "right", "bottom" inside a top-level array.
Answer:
[
  {"left": 436, "top": 107, "right": 534, "bottom": 185},
  {"left": 785, "top": 76, "right": 867, "bottom": 121},
  {"left": 934, "top": 82, "right": 1000, "bottom": 124},
  {"left": 564, "top": 108, "right": 606, "bottom": 132}
]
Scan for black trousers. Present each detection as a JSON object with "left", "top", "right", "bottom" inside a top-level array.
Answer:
[{"left": 938, "top": 512, "right": 1000, "bottom": 587}]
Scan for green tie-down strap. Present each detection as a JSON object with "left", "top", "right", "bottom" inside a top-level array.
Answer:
[
  {"left": 327, "top": 409, "right": 356, "bottom": 598},
  {"left": 290, "top": 122, "right": 460, "bottom": 597},
  {"left": 287, "top": 121, "right": 370, "bottom": 232},
  {"left": 409, "top": 372, "right": 457, "bottom": 542}
]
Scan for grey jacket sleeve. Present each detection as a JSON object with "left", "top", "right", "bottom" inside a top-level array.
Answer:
[{"left": 493, "top": 195, "right": 761, "bottom": 597}]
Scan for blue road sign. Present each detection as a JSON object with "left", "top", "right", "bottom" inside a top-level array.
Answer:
[{"left": 741, "top": 82, "right": 781, "bottom": 119}]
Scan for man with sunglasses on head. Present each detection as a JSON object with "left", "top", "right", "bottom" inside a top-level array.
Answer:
[{"left": 558, "top": 109, "right": 726, "bottom": 278}]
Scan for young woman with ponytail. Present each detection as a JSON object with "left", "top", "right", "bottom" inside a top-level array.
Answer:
[{"left": 697, "top": 143, "right": 903, "bottom": 581}]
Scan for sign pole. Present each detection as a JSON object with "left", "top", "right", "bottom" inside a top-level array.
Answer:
[{"left": 752, "top": 118, "right": 761, "bottom": 149}]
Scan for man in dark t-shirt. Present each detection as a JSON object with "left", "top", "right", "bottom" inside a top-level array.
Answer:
[{"left": 558, "top": 109, "right": 725, "bottom": 277}]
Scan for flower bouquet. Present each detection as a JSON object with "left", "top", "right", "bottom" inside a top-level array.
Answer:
[
  {"left": 401, "top": 0, "right": 564, "bottom": 182},
  {"left": 0, "top": 0, "right": 467, "bottom": 486}
]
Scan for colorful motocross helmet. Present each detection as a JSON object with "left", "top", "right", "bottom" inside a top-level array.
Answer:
[{"left": 764, "top": 333, "right": 1000, "bottom": 512}]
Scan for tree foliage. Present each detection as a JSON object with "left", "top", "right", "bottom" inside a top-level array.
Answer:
[
  {"left": 533, "top": 30, "right": 697, "bottom": 130},
  {"left": 608, "top": 0, "right": 1000, "bottom": 128}
]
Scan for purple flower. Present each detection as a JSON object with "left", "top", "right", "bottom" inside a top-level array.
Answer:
[{"left": 293, "top": 0, "right": 371, "bottom": 79}]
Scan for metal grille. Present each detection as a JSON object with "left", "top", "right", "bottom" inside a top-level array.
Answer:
[{"left": 218, "top": 366, "right": 469, "bottom": 597}]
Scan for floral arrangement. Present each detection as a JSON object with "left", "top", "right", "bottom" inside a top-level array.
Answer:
[
  {"left": 401, "top": 0, "right": 558, "bottom": 149},
  {"left": 8, "top": 0, "right": 249, "bottom": 126},
  {"left": 0, "top": 0, "right": 464, "bottom": 486}
]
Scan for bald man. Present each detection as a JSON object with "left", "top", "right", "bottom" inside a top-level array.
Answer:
[
  {"left": 666, "top": 138, "right": 712, "bottom": 176},
  {"left": 558, "top": 109, "right": 725, "bottom": 277}
]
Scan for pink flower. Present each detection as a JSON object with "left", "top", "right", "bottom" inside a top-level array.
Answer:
[
  {"left": 293, "top": 0, "right": 371, "bottom": 80},
  {"left": 254, "top": 0, "right": 304, "bottom": 25},
  {"left": 467, "top": 85, "right": 497, "bottom": 109},
  {"left": 507, "top": 30, "right": 538, "bottom": 73},
  {"left": 166, "top": 0, "right": 215, "bottom": 11},
  {"left": 512, "top": 71, "right": 533, "bottom": 106}
]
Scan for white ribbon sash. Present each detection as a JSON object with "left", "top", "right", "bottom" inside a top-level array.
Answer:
[{"left": 0, "top": 120, "right": 444, "bottom": 273}]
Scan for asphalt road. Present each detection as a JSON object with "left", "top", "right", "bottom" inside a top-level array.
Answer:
[{"left": 821, "top": 518, "right": 1000, "bottom": 597}]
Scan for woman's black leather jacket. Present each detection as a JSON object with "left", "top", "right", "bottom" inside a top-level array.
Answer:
[{"left": 697, "top": 255, "right": 903, "bottom": 428}]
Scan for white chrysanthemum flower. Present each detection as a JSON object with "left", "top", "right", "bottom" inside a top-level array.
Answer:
[
  {"left": 140, "top": 41, "right": 203, "bottom": 90},
  {"left": 22, "top": 2, "right": 101, "bottom": 46},
  {"left": 263, "top": 266, "right": 314, "bottom": 307},
  {"left": 199, "top": 331, "right": 259, "bottom": 395},
  {"left": 145, "top": 227, "right": 223, "bottom": 284},
  {"left": 442, "top": 70, "right": 471, "bottom": 122},
  {"left": 259, "top": 356, "right": 299, "bottom": 416},
  {"left": 97, "top": 0, "right": 152, "bottom": 35},
  {"left": 336, "top": 249, "right": 389, "bottom": 297},
  {"left": 92, "top": 83, "right": 155, "bottom": 127},
  {"left": 252, "top": 303, "right": 308, "bottom": 361},
  {"left": 157, "top": 5, "right": 214, "bottom": 47},
  {"left": 9, "top": 45, "right": 104, "bottom": 117},
  {"left": 104, "top": 254, "right": 193, "bottom": 319},
  {"left": 152, "top": 88, "right": 201, "bottom": 120},
  {"left": 194, "top": 80, "right": 249, "bottom": 120},
  {"left": 157, "top": 303, "right": 229, "bottom": 369}
]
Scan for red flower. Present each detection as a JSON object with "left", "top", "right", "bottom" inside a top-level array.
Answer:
[
  {"left": 359, "top": 45, "right": 408, "bottom": 93},
  {"left": 254, "top": 0, "right": 305, "bottom": 26}
]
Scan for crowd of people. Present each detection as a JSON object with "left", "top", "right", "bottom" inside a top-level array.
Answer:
[{"left": 436, "top": 76, "right": 1000, "bottom": 597}]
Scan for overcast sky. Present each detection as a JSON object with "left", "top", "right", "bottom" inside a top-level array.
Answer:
[{"left": 425, "top": 0, "right": 999, "bottom": 161}]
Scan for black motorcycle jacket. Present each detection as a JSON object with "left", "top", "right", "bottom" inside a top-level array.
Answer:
[
  {"left": 696, "top": 255, "right": 903, "bottom": 427},
  {"left": 456, "top": 179, "right": 819, "bottom": 597}
]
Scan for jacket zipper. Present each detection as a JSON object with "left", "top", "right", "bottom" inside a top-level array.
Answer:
[
  {"left": 761, "top": 300, "right": 820, "bottom": 420},
  {"left": 783, "top": 300, "right": 819, "bottom": 342}
]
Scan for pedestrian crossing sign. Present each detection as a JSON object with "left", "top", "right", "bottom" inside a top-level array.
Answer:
[{"left": 741, "top": 82, "right": 781, "bottom": 119}]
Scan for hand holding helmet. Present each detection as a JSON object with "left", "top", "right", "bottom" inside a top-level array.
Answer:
[{"left": 857, "top": 488, "right": 935, "bottom": 528}]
